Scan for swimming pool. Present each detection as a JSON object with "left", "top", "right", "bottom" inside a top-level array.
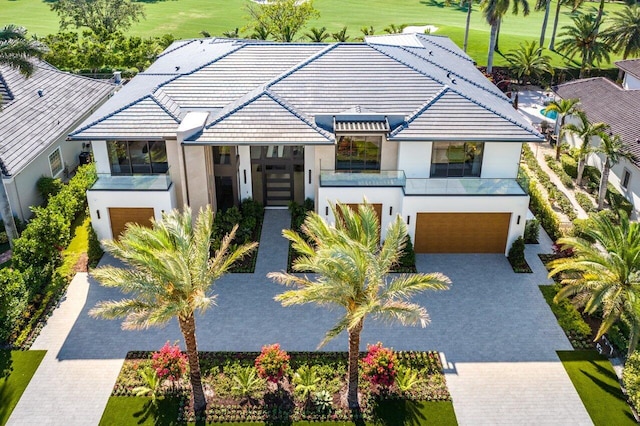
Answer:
[{"left": 540, "top": 108, "right": 558, "bottom": 120}]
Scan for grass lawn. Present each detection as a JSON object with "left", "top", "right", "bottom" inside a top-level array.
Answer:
[
  {"left": 557, "top": 350, "right": 636, "bottom": 425},
  {"left": 58, "top": 215, "right": 90, "bottom": 280},
  {"left": 0, "top": 350, "right": 46, "bottom": 426},
  {"left": 100, "top": 396, "right": 457, "bottom": 425},
  {"left": 2, "top": 0, "right": 626, "bottom": 67}
]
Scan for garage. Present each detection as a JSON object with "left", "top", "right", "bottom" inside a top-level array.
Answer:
[
  {"left": 108, "top": 207, "right": 155, "bottom": 239},
  {"left": 414, "top": 213, "right": 511, "bottom": 253}
]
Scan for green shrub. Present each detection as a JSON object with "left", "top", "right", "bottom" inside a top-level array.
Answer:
[
  {"left": 539, "top": 285, "right": 591, "bottom": 347},
  {"left": 12, "top": 208, "right": 69, "bottom": 271},
  {"left": 561, "top": 154, "right": 578, "bottom": 178},
  {"left": 508, "top": 236, "right": 526, "bottom": 265},
  {"left": 398, "top": 236, "right": 416, "bottom": 269},
  {"left": 528, "top": 179, "right": 562, "bottom": 241},
  {"left": 623, "top": 351, "right": 640, "bottom": 412},
  {"left": 0, "top": 232, "right": 7, "bottom": 245},
  {"left": 36, "top": 176, "right": 63, "bottom": 201},
  {"left": 87, "top": 220, "right": 103, "bottom": 268},
  {"left": 524, "top": 218, "right": 539, "bottom": 243},
  {"left": 575, "top": 192, "right": 596, "bottom": 213},
  {"left": 0, "top": 268, "right": 27, "bottom": 342},
  {"left": 583, "top": 165, "right": 601, "bottom": 186},
  {"left": 608, "top": 323, "right": 629, "bottom": 355},
  {"left": 606, "top": 184, "right": 633, "bottom": 216}
]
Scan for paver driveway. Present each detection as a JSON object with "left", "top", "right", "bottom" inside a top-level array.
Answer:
[{"left": 9, "top": 210, "right": 592, "bottom": 425}]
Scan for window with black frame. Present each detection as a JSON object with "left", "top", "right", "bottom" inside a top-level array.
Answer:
[
  {"left": 430, "top": 142, "right": 484, "bottom": 177},
  {"left": 335, "top": 135, "right": 382, "bottom": 172},
  {"left": 107, "top": 141, "right": 168, "bottom": 175}
]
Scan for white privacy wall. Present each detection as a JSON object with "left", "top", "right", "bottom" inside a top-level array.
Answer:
[
  {"left": 397, "top": 141, "right": 432, "bottom": 178},
  {"left": 481, "top": 142, "right": 522, "bottom": 178}
]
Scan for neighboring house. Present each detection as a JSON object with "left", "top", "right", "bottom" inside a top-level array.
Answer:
[
  {"left": 554, "top": 59, "right": 640, "bottom": 218},
  {"left": 0, "top": 62, "right": 114, "bottom": 221},
  {"left": 69, "top": 34, "right": 542, "bottom": 255}
]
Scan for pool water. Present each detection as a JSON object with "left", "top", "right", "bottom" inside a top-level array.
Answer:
[{"left": 540, "top": 108, "right": 558, "bottom": 120}]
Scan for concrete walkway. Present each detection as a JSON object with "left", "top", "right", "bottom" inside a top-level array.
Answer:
[{"left": 8, "top": 209, "right": 593, "bottom": 425}]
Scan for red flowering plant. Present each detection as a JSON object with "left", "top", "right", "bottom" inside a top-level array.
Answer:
[
  {"left": 361, "top": 342, "right": 398, "bottom": 389},
  {"left": 255, "top": 343, "right": 290, "bottom": 384},
  {"left": 151, "top": 341, "right": 188, "bottom": 383}
]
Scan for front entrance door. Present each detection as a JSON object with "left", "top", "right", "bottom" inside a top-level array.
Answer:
[
  {"left": 250, "top": 145, "right": 304, "bottom": 207},
  {"left": 212, "top": 146, "right": 239, "bottom": 211}
]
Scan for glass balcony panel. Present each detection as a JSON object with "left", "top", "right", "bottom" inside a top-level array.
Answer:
[
  {"left": 91, "top": 172, "right": 172, "bottom": 191},
  {"left": 320, "top": 170, "right": 405, "bottom": 187},
  {"left": 404, "top": 178, "right": 527, "bottom": 196}
]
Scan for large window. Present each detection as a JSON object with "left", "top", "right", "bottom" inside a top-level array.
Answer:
[
  {"left": 107, "top": 141, "right": 168, "bottom": 175},
  {"left": 336, "top": 135, "right": 382, "bottom": 172},
  {"left": 430, "top": 142, "right": 484, "bottom": 177}
]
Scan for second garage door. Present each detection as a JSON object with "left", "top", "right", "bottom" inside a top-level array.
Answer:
[
  {"left": 109, "top": 207, "right": 155, "bottom": 239},
  {"left": 414, "top": 213, "right": 511, "bottom": 253}
]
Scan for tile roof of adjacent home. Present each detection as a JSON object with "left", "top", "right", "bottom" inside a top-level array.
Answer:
[
  {"left": 616, "top": 59, "right": 640, "bottom": 79},
  {"left": 0, "top": 62, "right": 114, "bottom": 175},
  {"left": 554, "top": 77, "right": 640, "bottom": 162},
  {"left": 70, "top": 34, "right": 542, "bottom": 143}
]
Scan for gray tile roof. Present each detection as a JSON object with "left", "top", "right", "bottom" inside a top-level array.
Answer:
[
  {"left": 555, "top": 77, "right": 640, "bottom": 163},
  {"left": 0, "top": 62, "right": 114, "bottom": 175},
  {"left": 616, "top": 59, "right": 640, "bottom": 80},
  {"left": 70, "top": 34, "right": 541, "bottom": 143}
]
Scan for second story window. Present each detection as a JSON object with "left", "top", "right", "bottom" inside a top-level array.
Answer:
[
  {"left": 107, "top": 141, "right": 168, "bottom": 175},
  {"left": 335, "top": 135, "right": 382, "bottom": 172},
  {"left": 430, "top": 142, "right": 484, "bottom": 178}
]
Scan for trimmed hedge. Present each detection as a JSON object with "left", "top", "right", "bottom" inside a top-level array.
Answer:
[
  {"left": 623, "top": 351, "right": 640, "bottom": 413},
  {"left": 561, "top": 154, "right": 578, "bottom": 179},
  {"left": 524, "top": 218, "right": 539, "bottom": 244},
  {"left": 575, "top": 192, "right": 596, "bottom": 213},
  {"left": 0, "top": 269, "right": 27, "bottom": 342},
  {"left": 545, "top": 155, "right": 574, "bottom": 189},
  {"left": 539, "top": 284, "right": 592, "bottom": 349}
]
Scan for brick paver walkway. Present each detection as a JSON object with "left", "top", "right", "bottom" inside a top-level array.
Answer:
[{"left": 8, "top": 209, "right": 593, "bottom": 425}]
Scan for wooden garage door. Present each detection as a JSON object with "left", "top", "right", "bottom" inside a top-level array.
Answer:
[
  {"left": 108, "top": 208, "right": 155, "bottom": 239},
  {"left": 414, "top": 213, "right": 511, "bottom": 253}
]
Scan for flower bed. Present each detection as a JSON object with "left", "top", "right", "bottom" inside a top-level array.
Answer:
[{"left": 114, "top": 349, "right": 450, "bottom": 423}]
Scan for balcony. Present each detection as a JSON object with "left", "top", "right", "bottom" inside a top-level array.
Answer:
[
  {"left": 319, "top": 170, "right": 528, "bottom": 196},
  {"left": 90, "top": 172, "right": 172, "bottom": 191}
]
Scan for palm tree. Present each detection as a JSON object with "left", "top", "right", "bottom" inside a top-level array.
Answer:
[
  {"left": 89, "top": 206, "right": 257, "bottom": 416},
  {"left": 563, "top": 112, "right": 608, "bottom": 186},
  {"left": 548, "top": 0, "right": 585, "bottom": 51},
  {"left": 601, "top": 5, "right": 640, "bottom": 79},
  {"left": 250, "top": 25, "right": 270, "bottom": 40},
  {"left": 332, "top": 26, "right": 350, "bottom": 42},
  {"left": 544, "top": 98, "right": 581, "bottom": 160},
  {"left": 305, "top": 27, "right": 330, "bottom": 42},
  {"left": 556, "top": 11, "right": 611, "bottom": 78},
  {"left": 268, "top": 202, "right": 450, "bottom": 409},
  {"left": 596, "top": 133, "right": 637, "bottom": 210},
  {"left": 462, "top": 0, "right": 476, "bottom": 53},
  {"left": 548, "top": 212, "right": 640, "bottom": 355},
  {"left": 504, "top": 40, "right": 554, "bottom": 85},
  {"left": 0, "top": 25, "right": 47, "bottom": 247},
  {"left": 481, "top": 0, "right": 531, "bottom": 73},
  {"left": 536, "top": 0, "right": 552, "bottom": 50}
]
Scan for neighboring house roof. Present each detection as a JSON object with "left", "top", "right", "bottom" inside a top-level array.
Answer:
[
  {"left": 70, "top": 35, "right": 541, "bottom": 143},
  {"left": 554, "top": 77, "right": 640, "bottom": 163},
  {"left": 615, "top": 59, "right": 640, "bottom": 80},
  {"left": 0, "top": 62, "right": 114, "bottom": 176}
]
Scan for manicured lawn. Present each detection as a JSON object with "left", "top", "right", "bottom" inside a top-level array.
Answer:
[
  {"left": 0, "top": 350, "right": 46, "bottom": 426},
  {"left": 557, "top": 350, "right": 636, "bottom": 426},
  {"left": 2, "top": 0, "right": 626, "bottom": 66},
  {"left": 100, "top": 396, "right": 457, "bottom": 425},
  {"left": 58, "top": 215, "right": 90, "bottom": 280}
]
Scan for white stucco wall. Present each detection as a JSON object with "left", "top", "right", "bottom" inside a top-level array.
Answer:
[
  {"left": 397, "top": 142, "right": 432, "bottom": 178},
  {"left": 92, "top": 141, "right": 110, "bottom": 174},
  {"left": 304, "top": 146, "right": 315, "bottom": 201},
  {"left": 183, "top": 145, "right": 210, "bottom": 212},
  {"left": 623, "top": 73, "right": 640, "bottom": 90},
  {"left": 88, "top": 186, "right": 177, "bottom": 242},
  {"left": 481, "top": 142, "right": 522, "bottom": 178},
  {"left": 237, "top": 145, "right": 252, "bottom": 201},
  {"left": 381, "top": 139, "right": 398, "bottom": 171}
]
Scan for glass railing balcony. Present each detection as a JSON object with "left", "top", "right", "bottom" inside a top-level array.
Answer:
[
  {"left": 90, "top": 170, "right": 172, "bottom": 191},
  {"left": 319, "top": 170, "right": 406, "bottom": 187},
  {"left": 404, "top": 177, "right": 527, "bottom": 196}
]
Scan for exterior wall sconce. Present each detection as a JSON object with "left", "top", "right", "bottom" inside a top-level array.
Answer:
[
  {"left": 407, "top": 215, "right": 410, "bottom": 225},
  {"left": 96, "top": 210, "right": 100, "bottom": 219},
  {"left": 325, "top": 206, "right": 329, "bottom": 216},
  {"left": 389, "top": 206, "right": 393, "bottom": 216},
  {"left": 517, "top": 215, "right": 521, "bottom": 225}
]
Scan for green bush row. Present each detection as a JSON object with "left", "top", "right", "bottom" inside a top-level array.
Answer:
[
  {"left": 524, "top": 218, "right": 539, "bottom": 244},
  {"left": 539, "top": 284, "right": 592, "bottom": 348},
  {"left": 561, "top": 154, "right": 578, "bottom": 179},
  {"left": 623, "top": 351, "right": 640, "bottom": 413},
  {"left": 545, "top": 155, "right": 574, "bottom": 189},
  {"left": 575, "top": 192, "right": 596, "bottom": 213}
]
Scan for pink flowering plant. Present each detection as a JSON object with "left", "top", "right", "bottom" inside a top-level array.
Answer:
[
  {"left": 151, "top": 341, "right": 188, "bottom": 382},
  {"left": 361, "top": 342, "right": 397, "bottom": 388},
  {"left": 255, "top": 343, "right": 290, "bottom": 383}
]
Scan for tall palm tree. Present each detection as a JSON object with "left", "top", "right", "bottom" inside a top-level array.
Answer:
[
  {"left": 462, "top": 0, "right": 476, "bottom": 53},
  {"left": 548, "top": 0, "right": 585, "bottom": 51},
  {"left": 548, "top": 212, "right": 640, "bottom": 355},
  {"left": 0, "top": 25, "right": 47, "bottom": 247},
  {"left": 481, "top": 0, "right": 531, "bottom": 73},
  {"left": 596, "top": 133, "right": 637, "bottom": 210},
  {"left": 536, "top": 0, "right": 552, "bottom": 50},
  {"left": 563, "top": 112, "right": 608, "bottom": 186},
  {"left": 90, "top": 206, "right": 257, "bottom": 416},
  {"left": 504, "top": 40, "right": 554, "bottom": 85},
  {"left": 601, "top": 5, "right": 640, "bottom": 79},
  {"left": 268, "top": 202, "right": 450, "bottom": 409},
  {"left": 556, "top": 11, "right": 611, "bottom": 78},
  {"left": 544, "top": 97, "right": 581, "bottom": 160}
]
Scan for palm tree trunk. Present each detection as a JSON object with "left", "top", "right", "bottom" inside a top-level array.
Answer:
[
  {"left": 347, "top": 319, "right": 363, "bottom": 409},
  {"left": 494, "top": 19, "right": 501, "bottom": 52},
  {"left": 594, "top": 0, "right": 605, "bottom": 30},
  {"left": 487, "top": 21, "right": 499, "bottom": 73},
  {"left": 463, "top": 0, "right": 472, "bottom": 53},
  {"left": 0, "top": 178, "right": 18, "bottom": 248},
  {"left": 539, "top": 0, "right": 551, "bottom": 50},
  {"left": 556, "top": 117, "right": 565, "bottom": 160},
  {"left": 178, "top": 314, "right": 207, "bottom": 416},
  {"left": 548, "top": 0, "right": 562, "bottom": 51},
  {"left": 597, "top": 161, "right": 610, "bottom": 209},
  {"left": 577, "top": 157, "right": 585, "bottom": 186}
]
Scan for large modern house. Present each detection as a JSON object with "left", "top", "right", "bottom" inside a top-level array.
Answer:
[
  {"left": 70, "top": 34, "right": 542, "bottom": 255},
  {"left": 555, "top": 59, "right": 640, "bottom": 218},
  {"left": 0, "top": 62, "right": 114, "bottom": 220}
]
